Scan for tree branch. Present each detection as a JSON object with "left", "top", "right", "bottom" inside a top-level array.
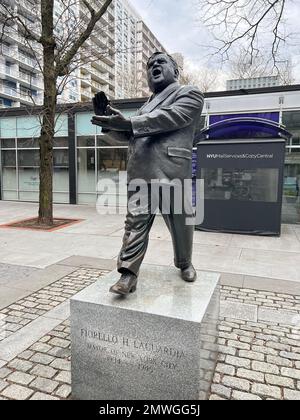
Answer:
[
  {"left": 0, "top": 3, "right": 41, "bottom": 43},
  {"left": 55, "top": 0, "right": 113, "bottom": 77},
  {"left": 82, "top": 0, "right": 96, "bottom": 17},
  {"left": 197, "top": 0, "right": 288, "bottom": 68}
]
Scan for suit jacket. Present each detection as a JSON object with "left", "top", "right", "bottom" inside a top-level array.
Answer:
[{"left": 109, "top": 82, "right": 204, "bottom": 183}]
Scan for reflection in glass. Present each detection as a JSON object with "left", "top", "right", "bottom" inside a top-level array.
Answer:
[
  {"left": 2, "top": 150, "right": 17, "bottom": 190},
  {"left": 77, "top": 148, "right": 96, "bottom": 193},
  {"left": 2, "top": 191, "right": 18, "bottom": 200},
  {"left": 18, "top": 150, "right": 40, "bottom": 167},
  {"left": 53, "top": 150, "right": 69, "bottom": 193},
  {"left": 288, "top": 149, "right": 300, "bottom": 154},
  {"left": 54, "top": 137, "right": 68, "bottom": 147},
  {"left": 1, "top": 139, "right": 15, "bottom": 149},
  {"left": 19, "top": 191, "right": 39, "bottom": 201},
  {"left": 97, "top": 149, "right": 128, "bottom": 206},
  {"left": 19, "top": 167, "right": 39, "bottom": 191},
  {"left": 283, "top": 162, "right": 300, "bottom": 223},
  {"left": 54, "top": 150, "right": 69, "bottom": 167},
  {"left": 77, "top": 193, "right": 97, "bottom": 205},
  {"left": 97, "top": 148, "right": 127, "bottom": 183},
  {"left": 53, "top": 192, "right": 69, "bottom": 203},
  {"left": 202, "top": 168, "right": 279, "bottom": 203},
  {"left": 77, "top": 136, "right": 95, "bottom": 147},
  {"left": 97, "top": 133, "right": 130, "bottom": 147},
  {"left": 18, "top": 148, "right": 40, "bottom": 193},
  {"left": 17, "top": 138, "right": 39, "bottom": 148}
]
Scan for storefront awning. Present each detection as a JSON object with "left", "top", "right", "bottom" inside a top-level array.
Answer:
[{"left": 196, "top": 117, "right": 292, "bottom": 142}]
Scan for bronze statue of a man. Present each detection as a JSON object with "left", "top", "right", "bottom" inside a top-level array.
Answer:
[{"left": 92, "top": 52, "right": 204, "bottom": 296}]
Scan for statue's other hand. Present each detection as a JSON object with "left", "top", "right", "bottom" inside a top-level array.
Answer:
[{"left": 93, "top": 91, "right": 109, "bottom": 116}]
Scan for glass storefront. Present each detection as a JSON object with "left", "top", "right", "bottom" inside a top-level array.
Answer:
[
  {"left": 0, "top": 105, "right": 299, "bottom": 225},
  {"left": 77, "top": 139, "right": 128, "bottom": 205},
  {"left": 282, "top": 111, "right": 300, "bottom": 224},
  {"left": 0, "top": 115, "right": 69, "bottom": 203},
  {"left": 76, "top": 112, "right": 130, "bottom": 206}
]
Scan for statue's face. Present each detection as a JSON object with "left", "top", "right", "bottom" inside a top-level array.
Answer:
[{"left": 147, "top": 54, "right": 178, "bottom": 94}]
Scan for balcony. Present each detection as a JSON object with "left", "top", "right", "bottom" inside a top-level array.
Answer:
[
  {"left": 20, "top": 17, "right": 41, "bottom": 37},
  {"left": 18, "top": 53, "right": 39, "bottom": 70},
  {"left": 20, "top": 91, "right": 42, "bottom": 105},
  {"left": 1, "top": 44, "right": 17, "bottom": 60},
  {"left": 19, "top": 72, "right": 43, "bottom": 89},
  {"left": 90, "top": 66, "right": 109, "bottom": 85},
  {"left": 101, "top": 54, "right": 115, "bottom": 67},
  {"left": 17, "top": 0, "right": 38, "bottom": 18},
  {"left": 91, "top": 79, "right": 108, "bottom": 92},
  {"left": 0, "top": 26, "right": 23, "bottom": 45},
  {"left": 81, "top": 87, "right": 92, "bottom": 100},
  {"left": 0, "top": 65, "right": 19, "bottom": 80},
  {"left": 80, "top": 72, "right": 92, "bottom": 87},
  {"left": 0, "top": 85, "right": 19, "bottom": 100},
  {"left": 90, "top": 34, "right": 109, "bottom": 50}
]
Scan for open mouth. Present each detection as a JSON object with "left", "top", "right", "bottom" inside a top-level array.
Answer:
[{"left": 152, "top": 68, "right": 162, "bottom": 77}]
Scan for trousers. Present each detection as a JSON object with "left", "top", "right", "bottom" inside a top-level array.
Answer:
[{"left": 117, "top": 182, "right": 194, "bottom": 276}]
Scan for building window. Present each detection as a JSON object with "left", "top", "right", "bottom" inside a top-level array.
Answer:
[{"left": 0, "top": 117, "right": 69, "bottom": 203}]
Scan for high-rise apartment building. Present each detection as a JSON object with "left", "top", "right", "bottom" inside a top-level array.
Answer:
[
  {"left": 78, "top": 0, "right": 169, "bottom": 101},
  {"left": 114, "top": 1, "right": 169, "bottom": 99},
  {"left": 0, "top": 0, "right": 82, "bottom": 107},
  {"left": 0, "top": 0, "right": 167, "bottom": 107},
  {"left": 0, "top": 0, "right": 43, "bottom": 108},
  {"left": 114, "top": 0, "right": 138, "bottom": 99},
  {"left": 136, "top": 20, "right": 167, "bottom": 98},
  {"left": 79, "top": 0, "right": 116, "bottom": 102}
]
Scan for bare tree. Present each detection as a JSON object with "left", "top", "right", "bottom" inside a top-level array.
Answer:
[
  {"left": 228, "top": 46, "right": 295, "bottom": 84},
  {"left": 229, "top": 48, "right": 270, "bottom": 79},
  {"left": 181, "top": 66, "right": 221, "bottom": 92},
  {"left": 278, "top": 59, "right": 295, "bottom": 84},
  {"left": 0, "top": 0, "right": 114, "bottom": 225},
  {"left": 197, "top": 0, "right": 290, "bottom": 70}
]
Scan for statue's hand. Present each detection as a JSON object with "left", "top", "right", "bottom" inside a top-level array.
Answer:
[
  {"left": 93, "top": 91, "right": 109, "bottom": 116},
  {"left": 105, "top": 105, "right": 122, "bottom": 116},
  {"left": 92, "top": 107, "right": 132, "bottom": 132}
]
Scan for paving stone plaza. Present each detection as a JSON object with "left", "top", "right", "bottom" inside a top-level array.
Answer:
[{"left": 0, "top": 202, "right": 299, "bottom": 400}]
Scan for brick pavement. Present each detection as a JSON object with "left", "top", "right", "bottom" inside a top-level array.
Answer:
[
  {"left": 0, "top": 321, "right": 71, "bottom": 400},
  {"left": 211, "top": 286, "right": 300, "bottom": 400},
  {"left": 0, "top": 268, "right": 104, "bottom": 341},
  {"left": 0, "top": 267, "right": 106, "bottom": 400},
  {"left": 0, "top": 268, "right": 299, "bottom": 400}
]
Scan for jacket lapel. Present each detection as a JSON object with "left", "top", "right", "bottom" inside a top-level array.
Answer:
[
  {"left": 137, "top": 97, "right": 151, "bottom": 115},
  {"left": 140, "top": 82, "right": 180, "bottom": 114}
]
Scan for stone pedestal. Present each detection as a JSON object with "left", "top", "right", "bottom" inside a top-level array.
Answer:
[{"left": 71, "top": 265, "right": 220, "bottom": 400}]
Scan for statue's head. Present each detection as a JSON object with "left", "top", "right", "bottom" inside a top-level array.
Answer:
[{"left": 147, "top": 52, "right": 179, "bottom": 94}]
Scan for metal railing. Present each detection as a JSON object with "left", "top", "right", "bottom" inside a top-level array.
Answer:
[
  {"left": 18, "top": 53, "right": 38, "bottom": 68},
  {"left": 0, "top": 85, "right": 19, "bottom": 98},
  {"left": 0, "top": 66, "right": 19, "bottom": 79},
  {"left": 19, "top": 72, "right": 43, "bottom": 88}
]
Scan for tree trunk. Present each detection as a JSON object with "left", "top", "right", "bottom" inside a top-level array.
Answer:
[{"left": 38, "top": 0, "right": 56, "bottom": 226}]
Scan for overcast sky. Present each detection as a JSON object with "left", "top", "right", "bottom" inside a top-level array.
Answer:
[
  {"left": 130, "top": 0, "right": 300, "bottom": 85},
  {"left": 130, "top": 0, "right": 207, "bottom": 62}
]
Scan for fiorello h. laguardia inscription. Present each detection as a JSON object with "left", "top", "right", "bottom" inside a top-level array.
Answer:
[
  {"left": 81, "top": 328, "right": 185, "bottom": 374},
  {"left": 71, "top": 267, "right": 220, "bottom": 400}
]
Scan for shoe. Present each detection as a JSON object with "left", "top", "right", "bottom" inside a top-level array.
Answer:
[
  {"left": 109, "top": 272, "right": 138, "bottom": 295},
  {"left": 181, "top": 264, "right": 197, "bottom": 283}
]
